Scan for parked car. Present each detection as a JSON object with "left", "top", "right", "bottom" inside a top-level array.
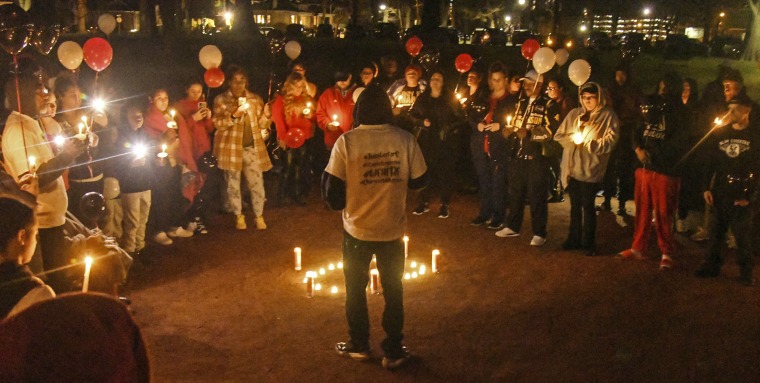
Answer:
[
  {"left": 342, "top": 24, "right": 367, "bottom": 40},
  {"left": 285, "top": 24, "right": 305, "bottom": 40},
  {"left": 710, "top": 36, "right": 744, "bottom": 59},
  {"left": 259, "top": 26, "right": 275, "bottom": 37},
  {"left": 510, "top": 29, "right": 538, "bottom": 46},
  {"left": 586, "top": 31, "right": 614, "bottom": 50},
  {"left": 470, "top": 28, "right": 508, "bottom": 46},
  {"left": 403, "top": 26, "right": 462, "bottom": 44},
  {"left": 374, "top": 22, "right": 401, "bottom": 40}
]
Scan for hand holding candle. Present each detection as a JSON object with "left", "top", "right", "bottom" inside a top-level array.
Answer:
[
  {"left": 572, "top": 131, "right": 584, "bottom": 145},
  {"left": 27, "top": 156, "right": 37, "bottom": 175},
  {"left": 158, "top": 144, "right": 168, "bottom": 158},
  {"left": 54, "top": 135, "right": 66, "bottom": 148},
  {"left": 330, "top": 114, "right": 340, "bottom": 127},
  {"left": 76, "top": 123, "right": 87, "bottom": 140},
  {"left": 303, "top": 102, "right": 312, "bottom": 115}
]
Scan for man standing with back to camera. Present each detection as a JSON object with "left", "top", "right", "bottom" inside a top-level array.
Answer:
[{"left": 322, "top": 85, "right": 428, "bottom": 369}]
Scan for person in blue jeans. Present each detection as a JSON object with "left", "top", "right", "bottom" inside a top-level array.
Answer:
[{"left": 322, "top": 85, "right": 428, "bottom": 369}]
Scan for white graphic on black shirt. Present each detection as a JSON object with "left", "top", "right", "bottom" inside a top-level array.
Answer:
[{"left": 719, "top": 139, "right": 750, "bottom": 158}]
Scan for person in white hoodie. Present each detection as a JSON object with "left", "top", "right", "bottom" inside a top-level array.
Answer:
[{"left": 554, "top": 82, "right": 619, "bottom": 255}]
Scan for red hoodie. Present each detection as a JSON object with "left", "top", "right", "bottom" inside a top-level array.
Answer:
[
  {"left": 175, "top": 98, "right": 213, "bottom": 161},
  {"left": 144, "top": 104, "right": 198, "bottom": 172},
  {"left": 316, "top": 86, "right": 355, "bottom": 148},
  {"left": 272, "top": 94, "right": 315, "bottom": 142}
]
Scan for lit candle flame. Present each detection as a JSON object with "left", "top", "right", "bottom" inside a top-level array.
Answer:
[
  {"left": 54, "top": 135, "right": 66, "bottom": 148},
  {"left": 28, "top": 156, "right": 36, "bottom": 170},
  {"left": 82, "top": 256, "right": 93, "bottom": 293},
  {"left": 331, "top": 286, "right": 338, "bottom": 294},
  {"left": 714, "top": 117, "right": 723, "bottom": 126},
  {"left": 332, "top": 114, "right": 338, "bottom": 121},
  {"left": 170, "top": 109, "right": 176, "bottom": 119},
  {"left": 572, "top": 132, "right": 584, "bottom": 145}
]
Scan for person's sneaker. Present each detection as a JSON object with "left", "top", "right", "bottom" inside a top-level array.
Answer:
[
  {"left": 186, "top": 221, "right": 198, "bottom": 233},
  {"left": 616, "top": 249, "right": 645, "bottom": 260},
  {"left": 437, "top": 205, "right": 449, "bottom": 219},
  {"left": 412, "top": 203, "right": 429, "bottom": 215},
  {"left": 487, "top": 220, "right": 504, "bottom": 230},
  {"left": 690, "top": 227, "right": 710, "bottom": 242},
  {"left": 547, "top": 195, "right": 564, "bottom": 203},
  {"left": 335, "top": 342, "right": 370, "bottom": 361},
  {"left": 676, "top": 219, "right": 687, "bottom": 233},
  {"left": 382, "top": 346, "right": 411, "bottom": 370},
  {"left": 695, "top": 264, "right": 720, "bottom": 278},
  {"left": 530, "top": 235, "right": 546, "bottom": 246},
  {"left": 659, "top": 255, "right": 673, "bottom": 271},
  {"left": 470, "top": 216, "right": 489, "bottom": 226},
  {"left": 255, "top": 216, "right": 267, "bottom": 230},
  {"left": 195, "top": 222, "right": 208, "bottom": 234},
  {"left": 740, "top": 268, "right": 755, "bottom": 286},
  {"left": 153, "top": 232, "right": 173, "bottom": 246},
  {"left": 495, "top": 227, "right": 519, "bottom": 237},
  {"left": 236, "top": 214, "right": 247, "bottom": 230},
  {"left": 167, "top": 226, "right": 194, "bottom": 238},
  {"left": 596, "top": 201, "right": 611, "bottom": 212}
]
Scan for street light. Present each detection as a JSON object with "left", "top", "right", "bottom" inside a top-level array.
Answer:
[
  {"left": 719, "top": 12, "right": 726, "bottom": 18},
  {"left": 642, "top": 7, "right": 651, "bottom": 16},
  {"left": 505, "top": 15, "right": 511, "bottom": 23},
  {"left": 518, "top": 0, "right": 526, "bottom": 6},
  {"left": 579, "top": 24, "right": 587, "bottom": 32},
  {"left": 379, "top": 4, "right": 387, "bottom": 10}
]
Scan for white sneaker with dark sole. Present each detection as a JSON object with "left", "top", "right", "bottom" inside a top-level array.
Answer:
[
  {"left": 335, "top": 342, "right": 370, "bottom": 361},
  {"left": 382, "top": 346, "right": 411, "bottom": 369},
  {"left": 530, "top": 236, "right": 546, "bottom": 246},
  {"left": 495, "top": 227, "right": 519, "bottom": 238}
]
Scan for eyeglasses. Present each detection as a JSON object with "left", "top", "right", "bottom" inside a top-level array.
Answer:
[{"left": 546, "top": 87, "right": 558, "bottom": 91}]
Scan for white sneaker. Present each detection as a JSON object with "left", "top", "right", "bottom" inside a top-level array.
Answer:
[
  {"left": 153, "top": 232, "right": 173, "bottom": 245},
  {"left": 495, "top": 227, "right": 519, "bottom": 238},
  {"left": 167, "top": 226, "right": 194, "bottom": 238},
  {"left": 186, "top": 222, "right": 198, "bottom": 233},
  {"left": 530, "top": 236, "right": 546, "bottom": 246}
]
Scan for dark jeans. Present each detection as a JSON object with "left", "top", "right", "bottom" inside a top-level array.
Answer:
[
  {"left": 419, "top": 144, "right": 456, "bottom": 206},
  {"left": 471, "top": 140, "right": 508, "bottom": 222},
  {"left": 148, "top": 164, "right": 183, "bottom": 235},
  {"left": 602, "top": 144, "right": 635, "bottom": 207},
  {"left": 36, "top": 225, "right": 70, "bottom": 293},
  {"left": 566, "top": 178, "right": 600, "bottom": 249},
  {"left": 342, "top": 231, "right": 405, "bottom": 354},
  {"left": 279, "top": 139, "right": 313, "bottom": 202},
  {"left": 506, "top": 158, "right": 549, "bottom": 237},
  {"left": 705, "top": 196, "right": 754, "bottom": 271}
]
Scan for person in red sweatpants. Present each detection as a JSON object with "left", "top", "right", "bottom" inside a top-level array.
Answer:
[{"left": 617, "top": 72, "right": 688, "bottom": 270}]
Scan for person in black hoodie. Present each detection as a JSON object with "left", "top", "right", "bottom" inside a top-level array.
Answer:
[
  {"left": 617, "top": 72, "right": 688, "bottom": 270},
  {"left": 695, "top": 96, "right": 760, "bottom": 286},
  {"left": 113, "top": 103, "right": 155, "bottom": 261},
  {"left": 409, "top": 69, "right": 464, "bottom": 218},
  {"left": 467, "top": 62, "right": 519, "bottom": 229}
]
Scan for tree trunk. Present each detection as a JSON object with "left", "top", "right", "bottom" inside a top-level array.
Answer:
[
  {"left": 77, "top": 0, "right": 87, "bottom": 33},
  {"left": 232, "top": 0, "right": 256, "bottom": 35},
  {"left": 743, "top": 0, "right": 760, "bottom": 61},
  {"left": 421, "top": 0, "right": 442, "bottom": 29}
]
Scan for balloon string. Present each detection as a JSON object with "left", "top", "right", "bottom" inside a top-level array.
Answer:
[
  {"left": 13, "top": 55, "right": 30, "bottom": 169},
  {"left": 454, "top": 73, "right": 462, "bottom": 94}
]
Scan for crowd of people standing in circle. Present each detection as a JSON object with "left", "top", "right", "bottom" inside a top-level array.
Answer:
[{"left": 1, "top": 50, "right": 760, "bottom": 323}]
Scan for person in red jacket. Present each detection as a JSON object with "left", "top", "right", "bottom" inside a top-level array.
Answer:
[
  {"left": 272, "top": 72, "right": 316, "bottom": 205},
  {"left": 175, "top": 80, "right": 215, "bottom": 234},
  {"left": 316, "top": 70, "right": 355, "bottom": 168}
]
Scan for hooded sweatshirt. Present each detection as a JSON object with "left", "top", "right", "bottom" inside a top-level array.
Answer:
[{"left": 553, "top": 82, "right": 619, "bottom": 187}]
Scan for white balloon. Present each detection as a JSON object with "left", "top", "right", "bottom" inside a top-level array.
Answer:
[
  {"left": 103, "top": 177, "right": 121, "bottom": 200},
  {"left": 532, "top": 47, "right": 556, "bottom": 74},
  {"left": 57, "top": 41, "right": 83, "bottom": 71},
  {"left": 284, "top": 41, "right": 301, "bottom": 60},
  {"left": 555, "top": 48, "right": 570, "bottom": 67},
  {"left": 97, "top": 14, "right": 117, "bottom": 35},
  {"left": 199, "top": 45, "right": 223, "bottom": 69},
  {"left": 568, "top": 59, "right": 592, "bottom": 87},
  {"left": 352, "top": 87, "right": 365, "bottom": 104}
]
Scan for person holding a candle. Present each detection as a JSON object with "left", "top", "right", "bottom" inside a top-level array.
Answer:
[
  {"left": 495, "top": 70, "right": 555, "bottom": 246},
  {"left": 144, "top": 89, "right": 195, "bottom": 244},
  {"left": 53, "top": 74, "right": 108, "bottom": 226},
  {"left": 695, "top": 96, "right": 760, "bottom": 286},
  {"left": 409, "top": 69, "right": 464, "bottom": 218},
  {"left": 322, "top": 85, "right": 428, "bottom": 369},
  {"left": 554, "top": 82, "right": 619, "bottom": 256},
  {"left": 387, "top": 64, "right": 426, "bottom": 132},
  {"left": 2, "top": 73, "right": 86, "bottom": 293},
  {"left": 176, "top": 79, "right": 215, "bottom": 235},
  {"left": 467, "top": 62, "right": 518, "bottom": 230},
  {"left": 0, "top": 198, "right": 56, "bottom": 318},
  {"left": 316, "top": 70, "right": 355, "bottom": 163},
  {"left": 545, "top": 77, "right": 577, "bottom": 203},
  {"left": 213, "top": 65, "right": 273, "bottom": 230},
  {"left": 272, "top": 72, "right": 316, "bottom": 206},
  {"left": 617, "top": 73, "right": 688, "bottom": 269}
]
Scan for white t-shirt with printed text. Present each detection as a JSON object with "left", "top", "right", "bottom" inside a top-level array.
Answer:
[{"left": 325, "top": 124, "right": 427, "bottom": 241}]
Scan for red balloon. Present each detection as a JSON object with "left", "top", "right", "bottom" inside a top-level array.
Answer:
[
  {"left": 521, "top": 39, "right": 540, "bottom": 60},
  {"left": 82, "top": 37, "right": 113, "bottom": 72},
  {"left": 285, "top": 128, "right": 306, "bottom": 149},
  {"left": 405, "top": 36, "right": 423, "bottom": 57},
  {"left": 455, "top": 53, "right": 474, "bottom": 73},
  {"left": 204, "top": 68, "right": 225, "bottom": 88}
]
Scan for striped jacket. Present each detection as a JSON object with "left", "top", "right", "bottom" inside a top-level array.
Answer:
[{"left": 212, "top": 90, "right": 273, "bottom": 172}]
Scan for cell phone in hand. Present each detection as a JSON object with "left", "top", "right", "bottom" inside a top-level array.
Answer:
[{"left": 198, "top": 101, "right": 207, "bottom": 110}]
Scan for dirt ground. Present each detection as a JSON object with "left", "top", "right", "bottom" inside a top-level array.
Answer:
[{"left": 125, "top": 191, "right": 760, "bottom": 383}]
